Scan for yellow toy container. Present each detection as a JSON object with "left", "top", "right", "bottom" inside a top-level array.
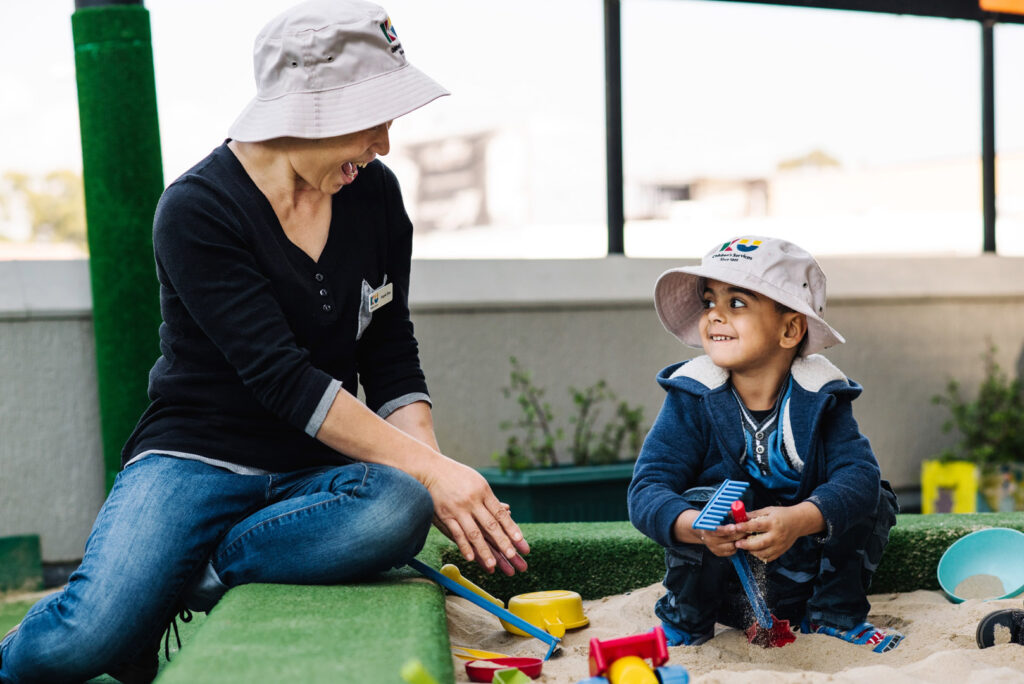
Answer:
[
  {"left": 502, "top": 590, "right": 589, "bottom": 638},
  {"left": 921, "top": 460, "right": 979, "bottom": 514},
  {"left": 440, "top": 564, "right": 588, "bottom": 638}
]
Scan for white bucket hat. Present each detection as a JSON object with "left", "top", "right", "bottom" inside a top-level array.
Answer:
[
  {"left": 654, "top": 236, "right": 845, "bottom": 357},
  {"left": 229, "top": 0, "right": 449, "bottom": 142}
]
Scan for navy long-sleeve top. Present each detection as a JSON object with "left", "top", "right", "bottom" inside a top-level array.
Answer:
[{"left": 122, "top": 142, "right": 429, "bottom": 472}]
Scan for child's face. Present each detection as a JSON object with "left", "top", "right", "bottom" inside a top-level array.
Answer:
[{"left": 698, "top": 279, "right": 802, "bottom": 374}]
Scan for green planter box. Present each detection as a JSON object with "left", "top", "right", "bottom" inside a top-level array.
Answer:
[
  {"left": 0, "top": 535, "right": 43, "bottom": 594},
  {"left": 480, "top": 463, "right": 636, "bottom": 523}
]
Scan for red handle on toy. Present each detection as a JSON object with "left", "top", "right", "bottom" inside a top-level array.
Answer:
[{"left": 731, "top": 500, "right": 748, "bottom": 523}]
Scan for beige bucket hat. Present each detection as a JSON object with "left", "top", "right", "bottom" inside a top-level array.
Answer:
[
  {"left": 654, "top": 236, "right": 845, "bottom": 357},
  {"left": 229, "top": 0, "right": 449, "bottom": 142}
]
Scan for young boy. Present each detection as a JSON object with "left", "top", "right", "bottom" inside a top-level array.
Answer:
[{"left": 628, "top": 236, "right": 902, "bottom": 653}]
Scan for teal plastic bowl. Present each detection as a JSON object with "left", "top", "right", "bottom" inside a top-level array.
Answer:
[{"left": 937, "top": 527, "right": 1024, "bottom": 603}]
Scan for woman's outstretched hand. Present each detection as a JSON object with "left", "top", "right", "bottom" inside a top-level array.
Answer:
[
  {"left": 422, "top": 457, "right": 530, "bottom": 575},
  {"left": 317, "top": 397, "right": 531, "bottom": 575}
]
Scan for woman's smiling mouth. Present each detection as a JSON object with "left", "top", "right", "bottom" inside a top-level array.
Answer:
[{"left": 339, "top": 160, "right": 373, "bottom": 186}]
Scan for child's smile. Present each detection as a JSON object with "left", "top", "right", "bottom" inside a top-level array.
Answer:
[{"left": 699, "top": 279, "right": 795, "bottom": 379}]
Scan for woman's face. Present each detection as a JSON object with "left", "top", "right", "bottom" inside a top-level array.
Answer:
[{"left": 293, "top": 121, "right": 392, "bottom": 194}]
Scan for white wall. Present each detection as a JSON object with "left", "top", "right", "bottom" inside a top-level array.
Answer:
[
  {"left": 0, "top": 261, "right": 103, "bottom": 563},
  {"left": 2, "top": 256, "right": 1023, "bottom": 562}
]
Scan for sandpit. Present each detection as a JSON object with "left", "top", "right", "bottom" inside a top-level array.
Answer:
[{"left": 447, "top": 583, "right": 1024, "bottom": 683}]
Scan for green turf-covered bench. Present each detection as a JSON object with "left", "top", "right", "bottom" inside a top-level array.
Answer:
[{"left": 154, "top": 535, "right": 453, "bottom": 684}]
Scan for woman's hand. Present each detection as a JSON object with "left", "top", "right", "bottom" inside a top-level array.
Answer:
[
  {"left": 420, "top": 457, "right": 530, "bottom": 575},
  {"left": 432, "top": 508, "right": 527, "bottom": 576},
  {"left": 733, "top": 501, "right": 825, "bottom": 563},
  {"left": 317, "top": 397, "right": 531, "bottom": 574},
  {"left": 382, "top": 402, "right": 529, "bottom": 575}
]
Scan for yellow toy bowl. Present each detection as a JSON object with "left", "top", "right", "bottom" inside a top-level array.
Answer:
[{"left": 501, "top": 590, "right": 589, "bottom": 638}]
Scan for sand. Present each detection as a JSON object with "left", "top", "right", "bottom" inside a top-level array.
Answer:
[
  {"left": 446, "top": 583, "right": 1024, "bottom": 683},
  {"left": 955, "top": 574, "right": 1006, "bottom": 600}
]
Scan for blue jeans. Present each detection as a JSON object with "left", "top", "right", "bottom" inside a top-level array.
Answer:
[{"left": 0, "top": 455, "right": 433, "bottom": 683}]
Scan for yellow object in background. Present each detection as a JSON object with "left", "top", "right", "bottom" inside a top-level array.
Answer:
[
  {"left": 607, "top": 655, "right": 660, "bottom": 684},
  {"left": 921, "top": 460, "right": 979, "bottom": 514},
  {"left": 980, "top": 0, "right": 1024, "bottom": 15}
]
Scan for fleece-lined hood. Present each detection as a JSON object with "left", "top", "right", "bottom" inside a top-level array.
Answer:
[{"left": 656, "top": 353, "right": 860, "bottom": 400}]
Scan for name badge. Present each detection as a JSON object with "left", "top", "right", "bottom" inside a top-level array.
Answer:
[{"left": 368, "top": 282, "right": 394, "bottom": 312}]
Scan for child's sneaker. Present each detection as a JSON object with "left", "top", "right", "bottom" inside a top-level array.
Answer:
[
  {"left": 801, "top": 618, "right": 903, "bottom": 653},
  {"left": 660, "top": 621, "right": 713, "bottom": 646}
]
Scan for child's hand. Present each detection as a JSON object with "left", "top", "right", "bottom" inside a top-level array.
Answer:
[
  {"left": 699, "top": 524, "right": 748, "bottom": 558},
  {"left": 733, "top": 501, "right": 825, "bottom": 563},
  {"left": 672, "top": 509, "right": 747, "bottom": 557}
]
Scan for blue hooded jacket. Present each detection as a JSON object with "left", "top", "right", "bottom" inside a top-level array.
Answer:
[{"left": 628, "top": 354, "right": 881, "bottom": 550}]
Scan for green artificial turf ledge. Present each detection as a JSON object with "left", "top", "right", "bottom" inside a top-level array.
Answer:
[
  {"left": 450, "top": 513, "right": 1024, "bottom": 600},
  {"left": 155, "top": 538, "right": 451, "bottom": 684},
  {"left": 155, "top": 513, "right": 1024, "bottom": 683}
]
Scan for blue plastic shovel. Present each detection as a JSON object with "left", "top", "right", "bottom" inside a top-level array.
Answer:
[{"left": 408, "top": 558, "right": 561, "bottom": 660}]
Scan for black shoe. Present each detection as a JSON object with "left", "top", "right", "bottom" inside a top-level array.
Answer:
[
  {"left": 107, "top": 609, "right": 192, "bottom": 684},
  {"left": 107, "top": 639, "right": 159, "bottom": 684},
  {"left": 107, "top": 652, "right": 158, "bottom": 684},
  {"left": 976, "top": 609, "right": 1024, "bottom": 648}
]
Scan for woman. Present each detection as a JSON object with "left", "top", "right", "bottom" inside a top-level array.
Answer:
[{"left": 0, "top": 1, "right": 528, "bottom": 681}]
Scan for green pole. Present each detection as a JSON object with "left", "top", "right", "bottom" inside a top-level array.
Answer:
[{"left": 72, "top": 1, "right": 163, "bottom": 492}]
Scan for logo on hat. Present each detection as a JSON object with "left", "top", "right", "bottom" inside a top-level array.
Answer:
[
  {"left": 380, "top": 17, "right": 398, "bottom": 43},
  {"left": 719, "top": 238, "right": 761, "bottom": 253}
]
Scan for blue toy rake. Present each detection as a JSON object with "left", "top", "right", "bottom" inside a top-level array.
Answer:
[{"left": 692, "top": 479, "right": 796, "bottom": 648}]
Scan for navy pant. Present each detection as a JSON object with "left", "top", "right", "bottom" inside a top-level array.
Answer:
[{"left": 656, "top": 482, "right": 898, "bottom": 637}]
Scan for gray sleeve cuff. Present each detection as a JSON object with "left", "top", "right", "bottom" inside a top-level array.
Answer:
[
  {"left": 304, "top": 379, "right": 344, "bottom": 437},
  {"left": 377, "top": 392, "right": 432, "bottom": 420}
]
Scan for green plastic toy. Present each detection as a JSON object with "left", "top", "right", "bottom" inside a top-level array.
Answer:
[
  {"left": 492, "top": 668, "right": 532, "bottom": 684},
  {"left": 400, "top": 659, "right": 440, "bottom": 684}
]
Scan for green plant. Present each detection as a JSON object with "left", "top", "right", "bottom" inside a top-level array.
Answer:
[
  {"left": 492, "top": 357, "right": 647, "bottom": 471},
  {"left": 932, "top": 343, "right": 1024, "bottom": 466},
  {"left": 494, "top": 357, "right": 563, "bottom": 470}
]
